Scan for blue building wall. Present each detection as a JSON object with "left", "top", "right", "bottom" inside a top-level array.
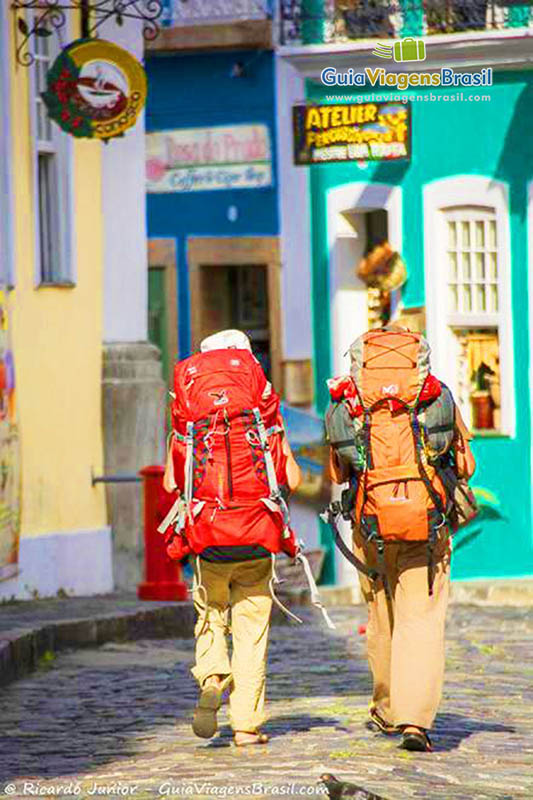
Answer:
[{"left": 145, "top": 50, "right": 279, "bottom": 357}]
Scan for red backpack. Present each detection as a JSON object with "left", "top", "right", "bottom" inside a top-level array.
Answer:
[{"left": 159, "top": 348, "right": 298, "bottom": 560}]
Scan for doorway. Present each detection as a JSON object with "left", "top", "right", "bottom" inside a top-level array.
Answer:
[
  {"left": 329, "top": 208, "right": 392, "bottom": 376},
  {"left": 198, "top": 263, "right": 271, "bottom": 378},
  {"left": 147, "top": 238, "right": 179, "bottom": 390},
  {"left": 188, "top": 237, "right": 283, "bottom": 392},
  {"left": 327, "top": 184, "right": 403, "bottom": 379}
]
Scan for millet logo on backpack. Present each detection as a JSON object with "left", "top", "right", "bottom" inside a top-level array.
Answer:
[
  {"left": 382, "top": 384, "right": 399, "bottom": 395},
  {"left": 208, "top": 390, "right": 229, "bottom": 407}
]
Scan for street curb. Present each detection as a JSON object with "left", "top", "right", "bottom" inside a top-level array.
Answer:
[
  {"left": 279, "top": 579, "right": 533, "bottom": 608},
  {"left": 448, "top": 578, "right": 533, "bottom": 606},
  {"left": 0, "top": 602, "right": 196, "bottom": 688}
]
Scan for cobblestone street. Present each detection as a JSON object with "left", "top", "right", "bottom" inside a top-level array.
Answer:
[{"left": 1, "top": 604, "right": 532, "bottom": 800}]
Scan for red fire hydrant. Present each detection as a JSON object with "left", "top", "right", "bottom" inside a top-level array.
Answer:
[{"left": 137, "top": 465, "right": 188, "bottom": 601}]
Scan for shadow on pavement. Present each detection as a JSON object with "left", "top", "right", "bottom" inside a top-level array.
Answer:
[
  {"left": 204, "top": 713, "right": 344, "bottom": 747},
  {"left": 0, "top": 610, "right": 368, "bottom": 781},
  {"left": 432, "top": 712, "right": 516, "bottom": 752}
]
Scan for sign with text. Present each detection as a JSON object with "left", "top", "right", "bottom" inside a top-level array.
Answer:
[
  {"left": 43, "top": 39, "right": 147, "bottom": 141},
  {"left": 293, "top": 102, "right": 411, "bottom": 165},
  {"left": 146, "top": 124, "right": 272, "bottom": 193}
]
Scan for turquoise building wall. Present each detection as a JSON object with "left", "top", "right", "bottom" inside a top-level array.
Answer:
[{"left": 306, "top": 71, "right": 533, "bottom": 581}]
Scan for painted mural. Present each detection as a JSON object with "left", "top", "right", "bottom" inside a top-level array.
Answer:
[
  {"left": 0, "top": 290, "right": 20, "bottom": 582},
  {"left": 281, "top": 403, "right": 329, "bottom": 504}
]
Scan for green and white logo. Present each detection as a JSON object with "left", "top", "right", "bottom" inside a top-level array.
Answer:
[{"left": 373, "top": 37, "right": 426, "bottom": 63}]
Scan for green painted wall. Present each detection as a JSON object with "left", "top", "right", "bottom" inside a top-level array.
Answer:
[{"left": 307, "top": 71, "right": 533, "bottom": 581}]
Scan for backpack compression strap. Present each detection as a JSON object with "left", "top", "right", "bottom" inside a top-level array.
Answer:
[
  {"left": 252, "top": 407, "right": 291, "bottom": 538},
  {"left": 184, "top": 421, "right": 195, "bottom": 524}
]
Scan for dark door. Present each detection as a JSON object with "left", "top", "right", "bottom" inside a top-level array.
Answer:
[{"left": 199, "top": 264, "right": 271, "bottom": 378}]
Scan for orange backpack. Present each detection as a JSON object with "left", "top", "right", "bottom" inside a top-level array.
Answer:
[{"left": 325, "top": 329, "right": 454, "bottom": 595}]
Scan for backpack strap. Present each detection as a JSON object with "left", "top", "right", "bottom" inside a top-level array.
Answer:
[
  {"left": 252, "top": 407, "right": 291, "bottom": 538},
  {"left": 268, "top": 550, "right": 337, "bottom": 629},
  {"left": 410, "top": 408, "right": 448, "bottom": 596},
  {"left": 320, "top": 503, "right": 379, "bottom": 582},
  {"left": 295, "top": 549, "right": 336, "bottom": 630},
  {"left": 358, "top": 409, "right": 391, "bottom": 599},
  {"left": 269, "top": 553, "right": 304, "bottom": 625}
]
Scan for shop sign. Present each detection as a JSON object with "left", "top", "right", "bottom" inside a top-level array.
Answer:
[
  {"left": 42, "top": 39, "right": 147, "bottom": 141},
  {"left": 146, "top": 124, "right": 272, "bottom": 193},
  {"left": 293, "top": 102, "right": 410, "bottom": 164}
]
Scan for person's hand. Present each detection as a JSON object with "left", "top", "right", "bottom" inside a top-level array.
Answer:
[
  {"left": 282, "top": 431, "right": 302, "bottom": 491},
  {"left": 163, "top": 470, "right": 178, "bottom": 494},
  {"left": 163, "top": 441, "right": 178, "bottom": 493}
]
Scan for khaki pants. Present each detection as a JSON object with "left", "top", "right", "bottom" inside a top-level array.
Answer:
[
  {"left": 191, "top": 557, "right": 272, "bottom": 733},
  {"left": 355, "top": 531, "right": 451, "bottom": 730}
]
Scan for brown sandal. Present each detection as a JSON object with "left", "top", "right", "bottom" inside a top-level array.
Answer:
[
  {"left": 234, "top": 731, "right": 269, "bottom": 747},
  {"left": 367, "top": 706, "right": 401, "bottom": 736},
  {"left": 192, "top": 685, "right": 224, "bottom": 739},
  {"left": 400, "top": 727, "right": 433, "bottom": 752}
]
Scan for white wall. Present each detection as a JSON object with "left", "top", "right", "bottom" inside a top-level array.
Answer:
[
  {"left": 275, "top": 56, "right": 313, "bottom": 361},
  {"left": 100, "top": 19, "right": 148, "bottom": 343},
  {"left": 0, "top": 528, "right": 113, "bottom": 600},
  {"left": 329, "top": 212, "right": 368, "bottom": 377}
]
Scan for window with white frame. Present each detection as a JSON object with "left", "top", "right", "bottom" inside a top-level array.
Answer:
[
  {"left": 424, "top": 177, "right": 513, "bottom": 437},
  {"left": 446, "top": 209, "right": 499, "bottom": 319},
  {"left": 32, "top": 26, "right": 73, "bottom": 285},
  {"left": 443, "top": 206, "right": 505, "bottom": 433}
]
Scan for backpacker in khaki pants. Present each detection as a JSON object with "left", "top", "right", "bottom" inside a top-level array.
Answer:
[
  {"left": 161, "top": 329, "right": 332, "bottom": 747},
  {"left": 325, "top": 327, "right": 476, "bottom": 752}
]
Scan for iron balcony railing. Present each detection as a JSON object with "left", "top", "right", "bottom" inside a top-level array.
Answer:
[
  {"left": 278, "top": 0, "right": 532, "bottom": 45},
  {"left": 162, "top": 0, "right": 273, "bottom": 26}
]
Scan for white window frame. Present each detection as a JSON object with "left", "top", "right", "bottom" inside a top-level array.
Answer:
[
  {"left": 29, "top": 15, "right": 76, "bottom": 287},
  {"left": 0, "top": 2, "right": 14, "bottom": 287},
  {"left": 424, "top": 175, "right": 515, "bottom": 437}
]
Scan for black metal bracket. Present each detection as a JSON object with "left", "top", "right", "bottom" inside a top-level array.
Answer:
[
  {"left": 91, "top": 467, "right": 141, "bottom": 486},
  {"left": 11, "top": 0, "right": 164, "bottom": 67}
]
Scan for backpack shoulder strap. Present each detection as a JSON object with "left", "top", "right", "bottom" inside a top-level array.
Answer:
[{"left": 183, "top": 420, "right": 195, "bottom": 522}]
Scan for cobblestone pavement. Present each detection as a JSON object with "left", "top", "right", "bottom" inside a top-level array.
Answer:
[{"left": 0, "top": 605, "right": 532, "bottom": 800}]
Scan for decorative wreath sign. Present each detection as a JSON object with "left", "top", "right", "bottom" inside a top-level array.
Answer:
[{"left": 42, "top": 38, "right": 147, "bottom": 141}]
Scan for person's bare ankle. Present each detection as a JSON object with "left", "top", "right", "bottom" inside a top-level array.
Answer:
[
  {"left": 234, "top": 730, "right": 266, "bottom": 745},
  {"left": 204, "top": 675, "right": 222, "bottom": 689}
]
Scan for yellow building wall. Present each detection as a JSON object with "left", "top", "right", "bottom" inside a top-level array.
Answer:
[{"left": 8, "top": 34, "right": 107, "bottom": 538}]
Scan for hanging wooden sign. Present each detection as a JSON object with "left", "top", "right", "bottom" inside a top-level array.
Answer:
[{"left": 42, "top": 38, "right": 147, "bottom": 141}]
